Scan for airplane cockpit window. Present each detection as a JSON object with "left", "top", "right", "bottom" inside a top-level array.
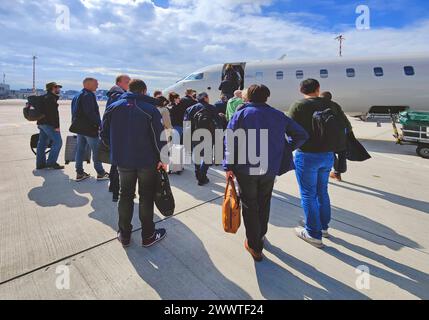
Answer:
[
  {"left": 374, "top": 67, "right": 384, "bottom": 77},
  {"left": 404, "top": 66, "right": 415, "bottom": 76},
  {"left": 185, "top": 73, "right": 204, "bottom": 81},
  {"left": 296, "top": 70, "right": 304, "bottom": 79},
  {"left": 346, "top": 68, "right": 356, "bottom": 77},
  {"left": 276, "top": 71, "right": 284, "bottom": 80},
  {"left": 320, "top": 69, "right": 328, "bottom": 78}
]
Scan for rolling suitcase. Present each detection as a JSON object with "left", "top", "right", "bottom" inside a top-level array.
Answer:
[
  {"left": 168, "top": 144, "right": 185, "bottom": 174},
  {"left": 64, "top": 135, "right": 91, "bottom": 165},
  {"left": 97, "top": 140, "right": 111, "bottom": 164}
]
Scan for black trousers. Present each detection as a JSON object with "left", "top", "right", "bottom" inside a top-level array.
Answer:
[
  {"left": 109, "top": 165, "right": 120, "bottom": 197},
  {"left": 235, "top": 173, "right": 276, "bottom": 252},
  {"left": 334, "top": 151, "right": 347, "bottom": 174},
  {"left": 118, "top": 167, "right": 157, "bottom": 239}
]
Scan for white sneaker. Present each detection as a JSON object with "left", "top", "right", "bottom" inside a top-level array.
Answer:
[
  {"left": 295, "top": 227, "right": 324, "bottom": 248},
  {"left": 299, "top": 219, "right": 330, "bottom": 238}
]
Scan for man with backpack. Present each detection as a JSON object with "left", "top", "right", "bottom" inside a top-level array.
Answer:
[
  {"left": 184, "top": 92, "right": 221, "bottom": 186},
  {"left": 289, "top": 79, "right": 346, "bottom": 248},
  {"left": 36, "top": 82, "right": 64, "bottom": 170},
  {"left": 101, "top": 79, "right": 168, "bottom": 248}
]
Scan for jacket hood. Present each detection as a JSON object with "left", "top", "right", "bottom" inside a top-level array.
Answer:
[{"left": 107, "top": 85, "right": 125, "bottom": 98}]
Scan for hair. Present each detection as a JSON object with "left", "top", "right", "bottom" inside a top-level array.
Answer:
[
  {"left": 83, "top": 77, "right": 97, "bottom": 85},
  {"left": 320, "top": 91, "right": 332, "bottom": 101},
  {"left": 197, "top": 92, "right": 209, "bottom": 102},
  {"left": 153, "top": 90, "right": 162, "bottom": 98},
  {"left": 220, "top": 94, "right": 228, "bottom": 101},
  {"left": 185, "top": 89, "right": 194, "bottom": 96},
  {"left": 129, "top": 79, "right": 147, "bottom": 94},
  {"left": 225, "top": 64, "right": 233, "bottom": 71},
  {"left": 168, "top": 92, "right": 180, "bottom": 104},
  {"left": 300, "top": 79, "right": 320, "bottom": 95},
  {"left": 115, "top": 74, "right": 130, "bottom": 84},
  {"left": 157, "top": 96, "right": 169, "bottom": 107},
  {"left": 247, "top": 84, "right": 270, "bottom": 103}
]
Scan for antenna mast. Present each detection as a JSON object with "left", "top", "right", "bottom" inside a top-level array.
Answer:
[
  {"left": 335, "top": 35, "right": 345, "bottom": 57},
  {"left": 32, "top": 55, "right": 37, "bottom": 94}
]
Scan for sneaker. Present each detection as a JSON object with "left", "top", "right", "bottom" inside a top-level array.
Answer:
[
  {"left": 299, "top": 219, "right": 330, "bottom": 238},
  {"left": 295, "top": 227, "right": 324, "bottom": 249},
  {"left": 142, "top": 229, "right": 167, "bottom": 247},
  {"left": 47, "top": 163, "right": 65, "bottom": 170},
  {"left": 97, "top": 172, "right": 110, "bottom": 181},
  {"left": 329, "top": 171, "right": 342, "bottom": 182},
  {"left": 117, "top": 231, "right": 131, "bottom": 248},
  {"left": 245, "top": 240, "right": 263, "bottom": 262},
  {"left": 36, "top": 164, "right": 46, "bottom": 170},
  {"left": 76, "top": 172, "right": 91, "bottom": 182}
]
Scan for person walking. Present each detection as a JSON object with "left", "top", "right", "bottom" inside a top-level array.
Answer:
[
  {"left": 71, "top": 78, "right": 109, "bottom": 182},
  {"left": 289, "top": 79, "right": 339, "bottom": 248},
  {"left": 101, "top": 79, "right": 168, "bottom": 248},
  {"left": 36, "top": 82, "right": 64, "bottom": 170},
  {"left": 224, "top": 84, "right": 308, "bottom": 261}
]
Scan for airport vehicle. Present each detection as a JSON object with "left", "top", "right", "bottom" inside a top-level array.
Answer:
[
  {"left": 392, "top": 111, "right": 429, "bottom": 159},
  {"left": 163, "top": 54, "right": 429, "bottom": 116}
]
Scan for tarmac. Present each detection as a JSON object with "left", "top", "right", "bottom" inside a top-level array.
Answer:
[{"left": 0, "top": 99, "right": 428, "bottom": 300}]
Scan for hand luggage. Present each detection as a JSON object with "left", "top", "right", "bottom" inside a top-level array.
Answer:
[
  {"left": 64, "top": 135, "right": 91, "bottom": 165},
  {"left": 168, "top": 144, "right": 185, "bottom": 174},
  {"left": 97, "top": 140, "right": 111, "bottom": 164},
  {"left": 30, "top": 133, "right": 52, "bottom": 156},
  {"left": 222, "top": 177, "right": 241, "bottom": 234},
  {"left": 155, "top": 168, "right": 175, "bottom": 217}
]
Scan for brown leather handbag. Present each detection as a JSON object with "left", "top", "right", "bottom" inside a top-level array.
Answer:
[{"left": 222, "top": 177, "right": 241, "bottom": 234}]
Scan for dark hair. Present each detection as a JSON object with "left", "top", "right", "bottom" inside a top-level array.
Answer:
[
  {"left": 83, "top": 77, "right": 97, "bottom": 85},
  {"left": 168, "top": 92, "right": 180, "bottom": 104},
  {"left": 185, "top": 88, "right": 194, "bottom": 96},
  {"left": 129, "top": 79, "right": 147, "bottom": 94},
  {"left": 300, "top": 79, "right": 320, "bottom": 95},
  {"left": 320, "top": 91, "right": 332, "bottom": 101},
  {"left": 197, "top": 92, "right": 208, "bottom": 102},
  {"left": 247, "top": 84, "right": 270, "bottom": 103},
  {"left": 153, "top": 90, "right": 162, "bottom": 97},
  {"left": 115, "top": 74, "right": 130, "bottom": 84},
  {"left": 157, "top": 96, "right": 169, "bottom": 107}
]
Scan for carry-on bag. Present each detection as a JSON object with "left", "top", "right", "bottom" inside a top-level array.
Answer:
[
  {"left": 64, "top": 135, "right": 91, "bottom": 165},
  {"left": 222, "top": 176, "right": 241, "bottom": 234}
]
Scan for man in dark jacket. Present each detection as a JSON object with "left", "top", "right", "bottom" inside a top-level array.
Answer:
[
  {"left": 71, "top": 77, "right": 108, "bottom": 182},
  {"left": 184, "top": 92, "right": 221, "bottom": 186},
  {"left": 224, "top": 84, "right": 308, "bottom": 261},
  {"left": 101, "top": 79, "right": 168, "bottom": 248},
  {"left": 218, "top": 79, "right": 236, "bottom": 100},
  {"left": 36, "top": 82, "right": 64, "bottom": 170}
]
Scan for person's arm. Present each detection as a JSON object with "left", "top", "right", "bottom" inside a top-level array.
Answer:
[
  {"left": 45, "top": 95, "right": 60, "bottom": 129},
  {"left": 100, "top": 107, "right": 112, "bottom": 146},
  {"left": 285, "top": 116, "right": 309, "bottom": 151}
]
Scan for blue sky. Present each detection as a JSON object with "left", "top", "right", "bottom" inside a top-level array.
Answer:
[{"left": 0, "top": 0, "right": 428, "bottom": 91}]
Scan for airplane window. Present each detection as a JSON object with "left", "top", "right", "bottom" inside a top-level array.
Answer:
[
  {"left": 185, "top": 73, "right": 204, "bottom": 81},
  {"left": 276, "top": 71, "right": 284, "bottom": 80},
  {"left": 296, "top": 70, "right": 304, "bottom": 79},
  {"left": 346, "top": 68, "right": 355, "bottom": 77},
  {"left": 374, "top": 67, "right": 384, "bottom": 77},
  {"left": 404, "top": 66, "right": 415, "bottom": 76},
  {"left": 320, "top": 69, "right": 328, "bottom": 78}
]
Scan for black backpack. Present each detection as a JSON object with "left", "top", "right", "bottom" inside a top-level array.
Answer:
[
  {"left": 312, "top": 108, "right": 347, "bottom": 152},
  {"left": 192, "top": 107, "right": 217, "bottom": 137},
  {"left": 23, "top": 95, "right": 46, "bottom": 121}
]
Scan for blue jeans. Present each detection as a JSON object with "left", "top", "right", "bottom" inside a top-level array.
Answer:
[
  {"left": 36, "top": 125, "right": 63, "bottom": 167},
  {"left": 75, "top": 134, "right": 105, "bottom": 175},
  {"left": 294, "top": 151, "right": 334, "bottom": 240}
]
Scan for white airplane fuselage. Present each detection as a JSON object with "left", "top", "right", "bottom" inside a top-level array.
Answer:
[{"left": 163, "top": 55, "right": 429, "bottom": 115}]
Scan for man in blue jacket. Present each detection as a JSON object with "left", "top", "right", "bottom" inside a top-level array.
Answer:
[
  {"left": 223, "top": 84, "right": 308, "bottom": 261},
  {"left": 101, "top": 79, "right": 168, "bottom": 248},
  {"left": 71, "top": 78, "right": 108, "bottom": 182}
]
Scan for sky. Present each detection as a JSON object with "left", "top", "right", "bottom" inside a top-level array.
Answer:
[{"left": 0, "top": 0, "right": 428, "bottom": 91}]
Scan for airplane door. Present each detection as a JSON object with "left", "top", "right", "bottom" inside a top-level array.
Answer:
[{"left": 222, "top": 62, "right": 246, "bottom": 90}]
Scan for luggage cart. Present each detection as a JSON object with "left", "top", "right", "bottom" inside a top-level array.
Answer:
[{"left": 391, "top": 112, "right": 429, "bottom": 159}]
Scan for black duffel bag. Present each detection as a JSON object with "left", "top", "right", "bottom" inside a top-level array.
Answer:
[
  {"left": 155, "top": 168, "right": 175, "bottom": 217},
  {"left": 69, "top": 115, "right": 99, "bottom": 138},
  {"left": 97, "top": 139, "right": 111, "bottom": 164}
]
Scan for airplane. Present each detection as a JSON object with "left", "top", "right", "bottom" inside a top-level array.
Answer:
[{"left": 163, "top": 54, "right": 429, "bottom": 116}]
